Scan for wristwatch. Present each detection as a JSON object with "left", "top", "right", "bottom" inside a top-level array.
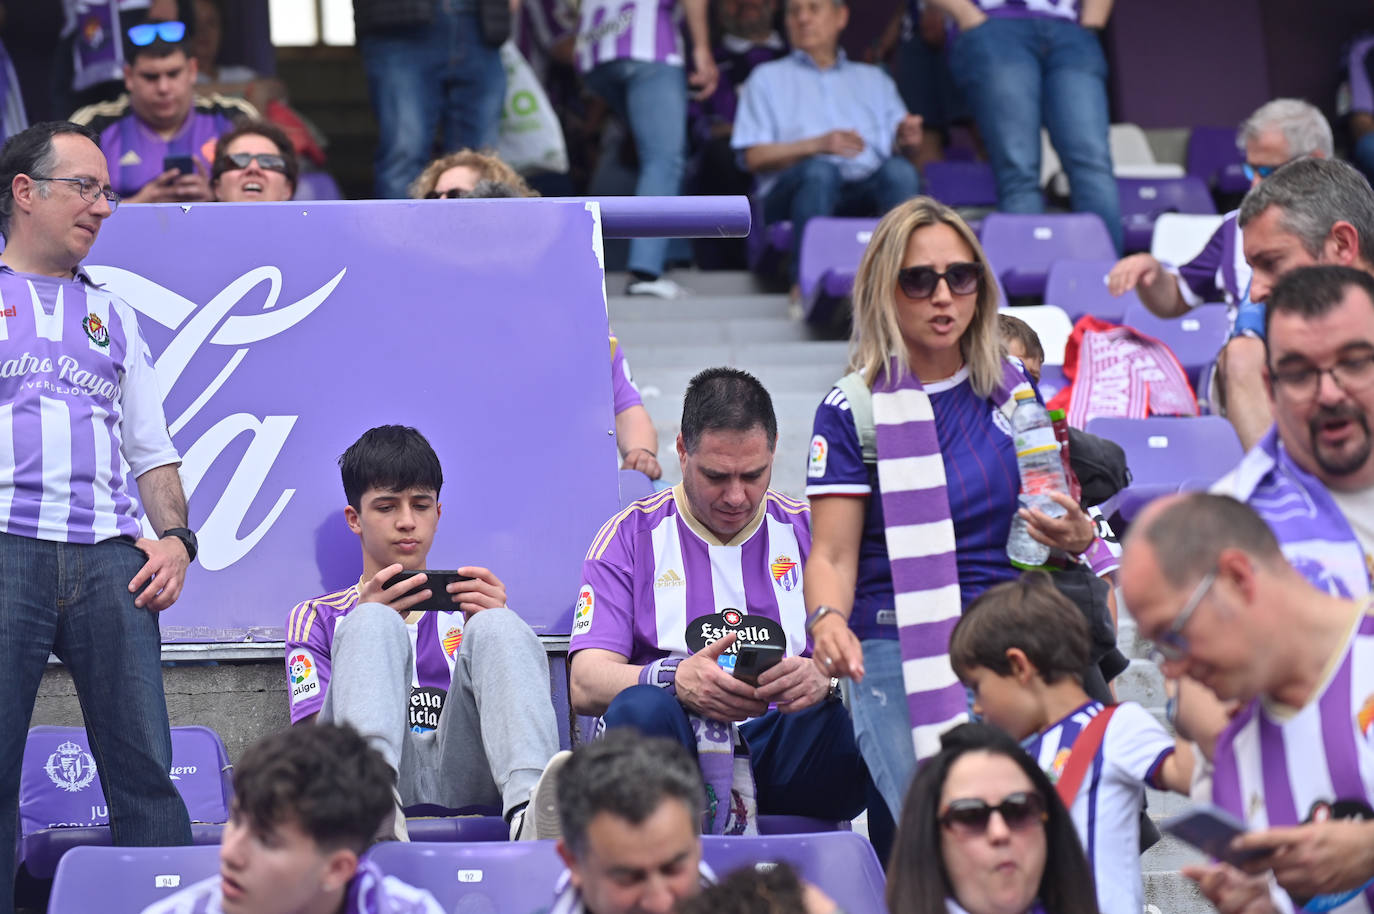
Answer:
[
  {"left": 161, "top": 527, "right": 199, "bottom": 563},
  {"left": 805, "top": 605, "right": 844, "bottom": 634},
  {"left": 827, "top": 677, "right": 843, "bottom": 703}
]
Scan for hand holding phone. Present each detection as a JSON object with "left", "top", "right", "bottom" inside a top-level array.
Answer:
[
  {"left": 163, "top": 154, "right": 195, "bottom": 175},
  {"left": 732, "top": 643, "right": 785, "bottom": 686},
  {"left": 382, "top": 569, "right": 475, "bottom": 613},
  {"left": 1164, "top": 805, "right": 1273, "bottom": 867}
]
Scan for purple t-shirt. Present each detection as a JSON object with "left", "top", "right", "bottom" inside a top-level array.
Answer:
[
  {"left": 804, "top": 369, "right": 1021, "bottom": 639},
  {"left": 139, "top": 859, "right": 446, "bottom": 914},
  {"left": 573, "top": 485, "right": 812, "bottom": 664},
  {"left": 609, "top": 331, "right": 642, "bottom": 415},
  {"left": 285, "top": 584, "right": 467, "bottom": 731}
]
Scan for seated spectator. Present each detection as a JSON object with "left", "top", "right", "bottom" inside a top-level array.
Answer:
[
  {"left": 733, "top": 0, "right": 922, "bottom": 294},
  {"left": 211, "top": 118, "right": 297, "bottom": 202},
  {"left": 570, "top": 367, "right": 868, "bottom": 835},
  {"left": 408, "top": 149, "right": 536, "bottom": 199},
  {"left": 551, "top": 731, "right": 712, "bottom": 913},
  {"left": 949, "top": 571, "right": 1191, "bottom": 914},
  {"left": 140, "top": 724, "right": 444, "bottom": 914},
  {"left": 1108, "top": 99, "right": 1334, "bottom": 451},
  {"left": 805, "top": 197, "right": 1101, "bottom": 828},
  {"left": 677, "top": 862, "right": 839, "bottom": 914},
  {"left": 1122, "top": 494, "right": 1374, "bottom": 914},
  {"left": 285, "top": 425, "right": 564, "bottom": 841},
  {"left": 885, "top": 722, "right": 1099, "bottom": 914},
  {"left": 70, "top": 20, "right": 255, "bottom": 203}
]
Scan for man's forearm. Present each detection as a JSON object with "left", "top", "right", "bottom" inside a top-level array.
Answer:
[
  {"left": 923, "top": 0, "right": 985, "bottom": 30},
  {"left": 570, "top": 651, "right": 646, "bottom": 716},
  {"left": 1079, "top": 0, "right": 1114, "bottom": 28},
  {"left": 744, "top": 138, "right": 821, "bottom": 174},
  {"left": 681, "top": 0, "right": 710, "bottom": 53},
  {"left": 136, "top": 463, "right": 189, "bottom": 534},
  {"left": 1138, "top": 270, "right": 1190, "bottom": 319}
]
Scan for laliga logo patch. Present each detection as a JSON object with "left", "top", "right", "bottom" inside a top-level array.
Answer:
[
  {"left": 770, "top": 555, "right": 799, "bottom": 593},
  {"left": 288, "top": 650, "right": 320, "bottom": 701},
  {"left": 808, "top": 435, "right": 828, "bottom": 478},
  {"left": 82, "top": 314, "right": 110, "bottom": 348},
  {"left": 45, "top": 741, "right": 98, "bottom": 793},
  {"left": 573, "top": 586, "right": 594, "bottom": 636},
  {"left": 443, "top": 626, "right": 463, "bottom": 659}
]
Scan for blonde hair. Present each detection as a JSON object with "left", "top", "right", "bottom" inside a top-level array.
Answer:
[
  {"left": 847, "top": 196, "right": 1002, "bottom": 397},
  {"left": 407, "top": 149, "right": 537, "bottom": 199}
]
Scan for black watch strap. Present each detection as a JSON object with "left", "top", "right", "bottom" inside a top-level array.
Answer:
[{"left": 161, "top": 526, "right": 198, "bottom": 563}]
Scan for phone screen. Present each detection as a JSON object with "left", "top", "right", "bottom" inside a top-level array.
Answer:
[
  {"left": 732, "top": 644, "right": 785, "bottom": 686},
  {"left": 163, "top": 155, "right": 194, "bottom": 175},
  {"left": 1163, "top": 807, "right": 1271, "bottom": 866}
]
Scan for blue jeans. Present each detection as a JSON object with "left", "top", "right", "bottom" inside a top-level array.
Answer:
[
  {"left": 763, "top": 157, "right": 922, "bottom": 282},
  {"left": 360, "top": 0, "right": 506, "bottom": 199},
  {"left": 0, "top": 533, "right": 190, "bottom": 910},
  {"left": 950, "top": 17, "right": 1122, "bottom": 251},
  {"left": 583, "top": 59, "right": 688, "bottom": 278},
  {"left": 847, "top": 639, "right": 918, "bottom": 822},
  {"left": 604, "top": 684, "right": 869, "bottom": 821}
]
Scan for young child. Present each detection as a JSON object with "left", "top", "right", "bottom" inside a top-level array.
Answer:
[
  {"left": 950, "top": 571, "right": 1191, "bottom": 914},
  {"left": 998, "top": 313, "right": 1045, "bottom": 383}
]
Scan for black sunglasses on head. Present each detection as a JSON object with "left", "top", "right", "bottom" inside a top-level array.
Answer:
[
  {"left": 221, "top": 152, "right": 287, "bottom": 174},
  {"left": 938, "top": 791, "right": 1048, "bottom": 835},
  {"left": 898, "top": 261, "right": 983, "bottom": 299}
]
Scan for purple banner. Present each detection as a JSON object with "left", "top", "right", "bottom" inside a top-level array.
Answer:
[{"left": 86, "top": 199, "right": 620, "bottom": 641}]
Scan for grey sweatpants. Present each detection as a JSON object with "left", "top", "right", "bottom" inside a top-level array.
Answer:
[{"left": 317, "top": 602, "right": 559, "bottom": 817}]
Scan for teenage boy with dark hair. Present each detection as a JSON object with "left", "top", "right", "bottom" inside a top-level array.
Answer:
[
  {"left": 285, "top": 425, "right": 564, "bottom": 841},
  {"left": 142, "top": 724, "right": 445, "bottom": 914},
  {"left": 949, "top": 571, "right": 1191, "bottom": 914}
]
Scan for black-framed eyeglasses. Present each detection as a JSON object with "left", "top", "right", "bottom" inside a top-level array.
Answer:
[
  {"left": 1269, "top": 352, "right": 1374, "bottom": 400},
  {"left": 939, "top": 792, "right": 1048, "bottom": 836},
  {"left": 1242, "top": 162, "right": 1280, "bottom": 182},
  {"left": 1148, "top": 570, "right": 1216, "bottom": 665},
  {"left": 127, "top": 20, "right": 186, "bottom": 46},
  {"left": 31, "top": 176, "right": 120, "bottom": 212},
  {"left": 425, "top": 188, "right": 464, "bottom": 199},
  {"left": 898, "top": 262, "right": 983, "bottom": 299},
  {"left": 221, "top": 152, "right": 288, "bottom": 174}
]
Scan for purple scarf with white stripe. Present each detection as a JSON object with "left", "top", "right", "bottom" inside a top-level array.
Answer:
[{"left": 873, "top": 355, "right": 1031, "bottom": 761}]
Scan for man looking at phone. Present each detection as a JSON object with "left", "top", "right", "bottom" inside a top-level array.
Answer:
[
  {"left": 285, "top": 425, "right": 564, "bottom": 841},
  {"left": 1121, "top": 493, "right": 1374, "bottom": 914},
  {"left": 569, "top": 367, "right": 868, "bottom": 835},
  {"left": 71, "top": 21, "right": 254, "bottom": 203}
]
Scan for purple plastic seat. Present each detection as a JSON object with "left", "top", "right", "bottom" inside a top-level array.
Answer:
[
  {"left": 924, "top": 160, "right": 999, "bottom": 208},
  {"left": 1084, "top": 416, "right": 1242, "bottom": 522},
  {"left": 404, "top": 815, "right": 510, "bottom": 843},
  {"left": 48, "top": 844, "right": 221, "bottom": 914},
  {"left": 365, "top": 838, "right": 564, "bottom": 912},
  {"left": 1186, "top": 126, "right": 1250, "bottom": 195},
  {"left": 20, "top": 725, "right": 232, "bottom": 879},
  {"left": 1121, "top": 300, "right": 1230, "bottom": 389},
  {"left": 979, "top": 213, "right": 1117, "bottom": 299},
  {"left": 292, "top": 170, "right": 344, "bottom": 201},
  {"left": 1117, "top": 176, "right": 1216, "bottom": 253},
  {"left": 798, "top": 217, "right": 880, "bottom": 325},
  {"left": 1036, "top": 363, "right": 1067, "bottom": 401},
  {"left": 747, "top": 194, "right": 793, "bottom": 274},
  {"left": 701, "top": 831, "right": 886, "bottom": 914},
  {"left": 1044, "top": 259, "right": 1135, "bottom": 324}
]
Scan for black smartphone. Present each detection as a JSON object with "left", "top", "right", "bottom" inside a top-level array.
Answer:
[
  {"left": 732, "top": 644, "right": 785, "bottom": 686},
  {"left": 1163, "top": 805, "right": 1271, "bottom": 867},
  {"left": 163, "top": 154, "right": 195, "bottom": 175},
  {"left": 382, "top": 569, "right": 475, "bottom": 613}
]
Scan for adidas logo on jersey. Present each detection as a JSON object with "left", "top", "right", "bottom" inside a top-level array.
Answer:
[
  {"left": 655, "top": 569, "right": 684, "bottom": 589},
  {"left": 118, "top": 150, "right": 142, "bottom": 166}
]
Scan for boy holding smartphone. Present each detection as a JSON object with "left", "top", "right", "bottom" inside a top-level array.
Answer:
[{"left": 285, "top": 425, "right": 564, "bottom": 841}]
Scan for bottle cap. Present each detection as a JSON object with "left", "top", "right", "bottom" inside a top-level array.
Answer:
[
  {"left": 1014, "top": 389, "right": 1036, "bottom": 401},
  {"left": 1048, "top": 409, "right": 1066, "bottom": 420}
]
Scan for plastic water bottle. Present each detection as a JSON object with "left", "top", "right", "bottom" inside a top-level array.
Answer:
[{"left": 1007, "top": 390, "right": 1069, "bottom": 568}]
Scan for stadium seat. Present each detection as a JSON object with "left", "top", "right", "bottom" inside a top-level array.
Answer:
[
  {"left": 924, "top": 160, "right": 999, "bottom": 208},
  {"left": 1044, "top": 259, "right": 1135, "bottom": 324},
  {"left": 48, "top": 844, "right": 221, "bottom": 914},
  {"left": 747, "top": 195, "right": 793, "bottom": 275},
  {"left": 365, "top": 839, "right": 563, "bottom": 912},
  {"left": 20, "top": 725, "right": 232, "bottom": 879},
  {"left": 399, "top": 804, "right": 509, "bottom": 842},
  {"left": 1041, "top": 124, "right": 1183, "bottom": 195},
  {"left": 980, "top": 213, "right": 1116, "bottom": 298},
  {"left": 1084, "top": 416, "right": 1243, "bottom": 521},
  {"left": 798, "top": 217, "right": 880, "bottom": 325},
  {"left": 999, "top": 305, "right": 1074, "bottom": 365},
  {"left": 1117, "top": 175, "right": 1216, "bottom": 253},
  {"left": 1150, "top": 213, "right": 1225, "bottom": 269},
  {"left": 701, "top": 831, "right": 887, "bottom": 914},
  {"left": 1186, "top": 126, "right": 1251, "bottom": 195},
  {"left": 1122, "top": 300, "right": 1230, "bottom": 389}
]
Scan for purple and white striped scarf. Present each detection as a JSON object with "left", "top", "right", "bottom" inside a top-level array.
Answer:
[{"left": 873, "top": 355, "right": 1032, "bottom": 761}]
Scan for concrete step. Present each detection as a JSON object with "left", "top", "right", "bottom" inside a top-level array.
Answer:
[
  {"left": 1145, "top": 786, "right": 1190, "bottom": 822},
  {"left": 613, "top": 317, "right": 814, "bottom": 346},
  {"left": 1116, "top": 658, "right": 1168, "bottom": 712},
  {"left": 1143, "top": 865, "right": 1210, "bottom": 914},
  {"left": 609, "top": 293, "right": 793, "bottom": 322},
  {"left": 607, "top": 269, "right": 777, "bottom": 298},
  {"left": 628, "top": 340, "right": 850, "bottom": 370}
]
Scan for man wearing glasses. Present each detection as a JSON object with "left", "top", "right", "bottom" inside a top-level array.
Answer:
[
  {"left": 1121, "top": 493, "right": 1374, "bottom": 914},
  {"left": 0, "top": 121, "right": 195, "bottom": 914},
  {"left": 71, "top": 20, "right": 254, "bottom": 204}
]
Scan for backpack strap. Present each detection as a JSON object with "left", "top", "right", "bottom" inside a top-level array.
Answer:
[
  {"left": 835, "top": 371, "right": 876, "bottom": 465},
  {"left": 1055, "top": 705, "right": 1118, "bottom": 811}
]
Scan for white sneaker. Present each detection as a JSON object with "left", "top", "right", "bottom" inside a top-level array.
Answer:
[
  {"left": 626, "top": 276, "right": 690, "bottom": 299},
  {"left": 513, "top": 750, "right": 571, "bottom": 840}
]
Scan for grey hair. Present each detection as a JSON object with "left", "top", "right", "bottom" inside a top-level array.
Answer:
[
  {"left": 1237, "top": 98, "right": 1333, "bottom": 158},
  {"left": 1237, "top": 157, "right": 1374, "bottom": 264}
]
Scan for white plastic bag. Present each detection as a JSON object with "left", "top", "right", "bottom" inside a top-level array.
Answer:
[{"left": 497, "top": 41, "right": 569, "bottom": 175}]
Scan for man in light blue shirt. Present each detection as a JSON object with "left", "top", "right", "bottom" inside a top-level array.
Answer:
[{"left": 732, "top": 0, "right": 922, "bottom": 289}]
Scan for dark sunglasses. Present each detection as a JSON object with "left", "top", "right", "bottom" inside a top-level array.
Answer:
[
  {"left": 128, "top": 20, "right": 186, "bottom": 46},
  {"left": 939, "top": 791, "right": 1048, "bottom": 835},
  {"left": 1242, "top": 162, "right": 1279, "bottom": 182},
  {"left": 898, "top": 262, "right": 983, "bottom": 299},
  {"left": 425, "top": 188, "right": 464, "bottom": 199},
  {"left": 221, "top": 152, "right": 288, "bottom": 174}
]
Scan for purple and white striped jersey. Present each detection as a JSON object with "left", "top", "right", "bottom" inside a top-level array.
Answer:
[
  {"left": 1212, "top": 600, "right": 1374, "bottom": 914},
  {"left": 576, "top": 0, "right": 683, "bottom": 73},
  {"left": 0, "top": 267, "right": 177, "bottom": 545},
  {"left": 138, "top": 859, "right": 445, "bottom": 914},
  {"left": 970, "top": 0, "right": 1079, "bottom": 22},
  {"left": 1172, "top": 211, "right": 1250, "bottom": 309},
  {"left": 572, "top": 485, "right": 811, "bottom": 664}
]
